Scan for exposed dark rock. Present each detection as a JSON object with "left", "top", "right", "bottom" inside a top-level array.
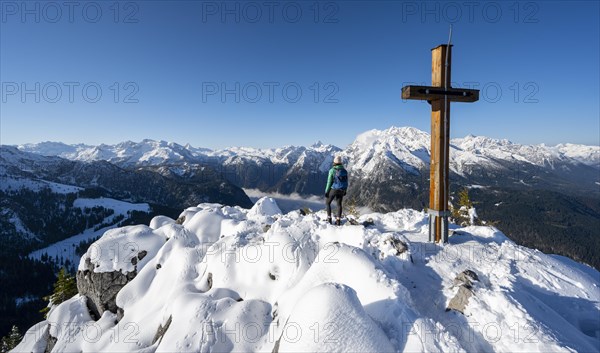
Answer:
[
  {"left": 176, "top": 216, "right": 186, "bottom": 225},
  {"left": 347, "top": 218, "right": 360, "bottom": 226},
  {"left": 76, "top": 257, "right": 137, "bottom": 320},
  {"left": 271, "top": 303, "right": 278, "bottom": 321},
  {"left": 362, "top": 218, "right": 375, "bottom": 227},
  {"left": 44, "top": 326, "right": 57, "bottom": 353},
  {"left": 447, "top": 286, "right": 473, "bottom": 314},
  {"left": 446, "top": 269, "right": 479, "bottom": 314},
  {"left": 206, "top": 272, "right": 213, "bottom": 290},
  {"left": 454, "top": 269, "right": 479, "bottom": 289},
  {"left": 156, "top": 263, "right": 162, "bottom": 270},
  {"left": 152, "top": 315, "right": 172, "bottom": 345},
  {"left": 138, "top": 250, "right": 148, "bottom": 261},
  {"left": 117, "top": 308, "right": 124, "bottom": 322},
  {"left": 384, "top": 237, "right": 408, "bottom": 256},
  {"left": 272, "top": 336, "right": 281, "bottom": 353}
]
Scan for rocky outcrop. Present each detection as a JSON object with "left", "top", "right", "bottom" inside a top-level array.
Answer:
[
  {"left": 152, "top": 315, "right": 173, "bottom": 345},
  {"left": 43, "top": 326, "right": 56, "bottom": 353},
  {"left": 76, "top": 256, "right": 141, "bottom": 320},
  {"left": 446, "top": 269, "right": 479, "bottom": 314}
]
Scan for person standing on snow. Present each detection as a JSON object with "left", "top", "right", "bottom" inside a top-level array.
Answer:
[{"left": 325, "top": 155, "right": 349, "bottom": 225}]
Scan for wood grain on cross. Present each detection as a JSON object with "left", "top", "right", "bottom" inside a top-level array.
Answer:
[{"left": 401, "top": 45, "right": 479, "bottom": 243}]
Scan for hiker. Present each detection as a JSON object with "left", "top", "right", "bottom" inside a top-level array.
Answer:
[{"left": 325, "top": 155, "right": 349, "bottom": 225}]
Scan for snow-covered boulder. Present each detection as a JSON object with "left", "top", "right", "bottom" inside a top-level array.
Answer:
[
  {"left": 76, "top": 225, "right": 167, "bottom": 318},
  {"left": 247, "top": 196, "right": 282, "bottom": 224},
  {"left": 149, "top": 215, "right": 176, "bottom": 230},
  {"left": 277, "top": 283, "right": 395, "bottom": 352}
]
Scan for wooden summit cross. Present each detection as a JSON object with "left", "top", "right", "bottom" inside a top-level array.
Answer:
[{"left": 401, "top": 44, "right": 479, "bottom": 243}]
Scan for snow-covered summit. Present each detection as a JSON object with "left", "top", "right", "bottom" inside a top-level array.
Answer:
[
  {"left": 343, "top": 126, "right": 599, "bottom": 177},
  {"left": 554, "top": 143, "right": 600, "bottom": 166},
  {"left": 452, "top": 134, "right": 514, "bottom": 151},
  {"left": 14, "top": 198, "right": 600, "bottom": 353},
  {"left": 17, "top": 139, "right": 202, "bottom": 167},
  {"left": 17, "top": 141, "right": 86, "bottom": 157},
  {"left": 345, "top": 126, "right": 431, "bottom": 174}
]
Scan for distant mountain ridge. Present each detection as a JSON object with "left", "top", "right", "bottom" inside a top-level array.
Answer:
[
  {"left": 15, "top": 126, "right": 600, "bottom": 272},
  {"left": 17, "top": 127, "right": 599, "bottom": 169},
  {"left": 0, "top": 146, "right": 252, "bottom": 209},
  {"left": 17, "top": 127, "right": 599, "bottom": 201}
]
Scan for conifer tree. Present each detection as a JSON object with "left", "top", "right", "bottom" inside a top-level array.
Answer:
[
  {"left": 0, "top": 325, "right": 22, "bottom": 353},
  {"left": 40, "top": 268, "right": 78, "bottom": 317},
  {"left": 451, "top": 187, "right": 476, "bottom": 226}
]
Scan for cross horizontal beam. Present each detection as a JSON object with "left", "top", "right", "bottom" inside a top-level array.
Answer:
[{"left": 401, "top": 85, "right": 479, "bottom": 103}]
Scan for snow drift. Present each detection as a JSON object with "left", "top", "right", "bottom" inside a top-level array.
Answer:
[{"left": 13, "top": 198, "right": 600, "bottom": 353}]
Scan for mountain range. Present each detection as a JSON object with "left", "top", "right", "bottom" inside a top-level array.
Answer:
[
  {"left": 10, "top": 126, "right": 600, "bottom": 269},
  {"left": 3, "top": 126, "right": 600, "bottom": 262},
  {"left": 16, "top": 126, "right": 599, "bottom": 199},
  {"left": 17, "top": 126, "right": 599, "bottom": 170}
]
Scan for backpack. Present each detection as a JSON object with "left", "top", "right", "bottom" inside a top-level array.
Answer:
[{"left": 332, "top": 168, "right": 348, "bottom": 190}]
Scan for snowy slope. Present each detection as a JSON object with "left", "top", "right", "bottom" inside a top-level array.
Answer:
[
  {"left": 14, "top": 198, "right": 600, "bottom": 353},
  {"left": 0, "top": 176, "right": 82, "bottom": 194},
  {"left": 28, "top": 198, "right": 150, "bottom": 266}
]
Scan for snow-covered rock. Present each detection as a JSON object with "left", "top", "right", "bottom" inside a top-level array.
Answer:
[
  {"left": 13, "top": 201, "right": 600, "bottom": 353},
  {"left": 75, "top": 225, "right": 166, "bottom": 319},
  {"left": 277, "top": 283, "right": 396, "bottom": 352},
  {"left": 247, "top": 197, "right": 282, "bottom": 225}
]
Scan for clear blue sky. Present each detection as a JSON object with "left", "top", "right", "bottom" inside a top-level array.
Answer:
[{"left": 1, "top": 0, "right": 598, "bottom": 149}]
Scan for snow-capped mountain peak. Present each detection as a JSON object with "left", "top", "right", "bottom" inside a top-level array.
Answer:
[
  {"left": 14, "top": 126, "right": 599, "bottom": 185},
  {"left": 353, "top": 126, "right": 429, "bottom": 151},
  {"left": 555, "top": 143, "right": 600, "bottom": 166},
  {"left": 346, "top": 126, "right": 431, "bottom": 174},
  {"left": 452, "top": 134, "right": 514, "bottom": 151},
  {"left": 311, "top": 140, "right": 324, "bottom": 148}
]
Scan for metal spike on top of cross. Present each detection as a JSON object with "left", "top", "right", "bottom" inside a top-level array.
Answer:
[{"left": 401, "top": 44, "right": 479, "bottom": 243}]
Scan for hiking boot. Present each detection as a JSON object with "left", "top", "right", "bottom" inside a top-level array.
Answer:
[{"left": 327, "top": 217, "right": 332, "bottom": 224}]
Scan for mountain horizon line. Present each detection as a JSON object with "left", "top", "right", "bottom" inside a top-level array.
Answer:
[{"left": 11, "top": 126, "right": 600, "bottom": 151}]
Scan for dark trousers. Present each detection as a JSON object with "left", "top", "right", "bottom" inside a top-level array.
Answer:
[{"left": 326, "top": 189, "right": 345, "bottom": 219}]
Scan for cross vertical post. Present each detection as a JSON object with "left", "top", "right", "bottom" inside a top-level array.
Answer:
[
  {"left": 401, "top": 44, "right": 479, "bottom": 243},
  {"left": 430, "top": 44, "right": 451, "bottom": 243}
]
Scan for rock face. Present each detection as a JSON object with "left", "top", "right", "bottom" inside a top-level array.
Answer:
[
  {"left": 76, "top": 257, "right": 137, "bottom": 320},
  {"left": 446, "top": 270, "right": 479, "bottom": 314},
  {"left": 75, "top": 224, "right": 166, "bottom": 321},
  {"left": 43, "top": 327, "right": 56, "bottom": 353},
  {"left": 152, "top": 315, "right": 173, "bottom": 345}
]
